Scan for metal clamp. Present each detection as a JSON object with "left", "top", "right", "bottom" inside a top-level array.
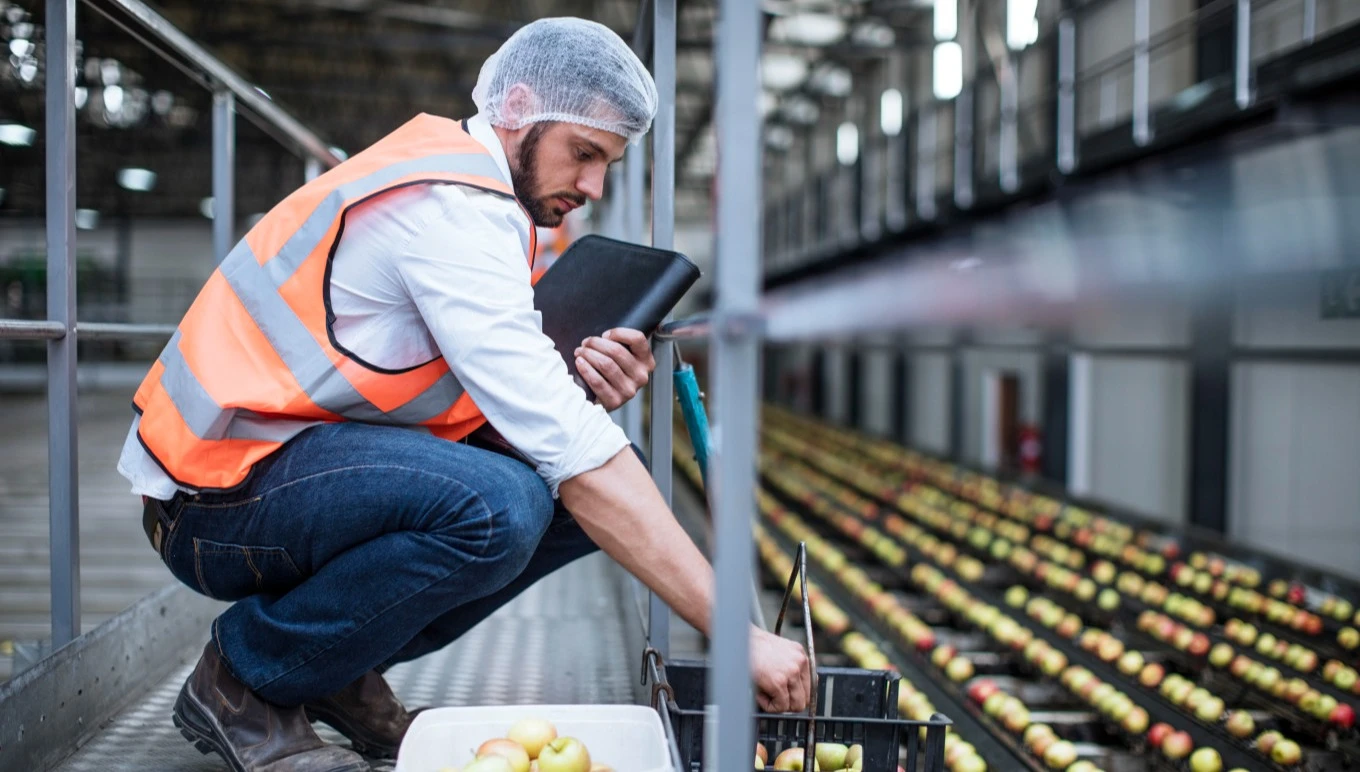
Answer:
[
  {"left": 641, "top": 645, "right": 666, "bottom": 685},
  {"left": 774, "top": 541, "right": 819, "bottom": 763},
  {"left": 650, "top": 680, "right": 676, "bottom": 711}
]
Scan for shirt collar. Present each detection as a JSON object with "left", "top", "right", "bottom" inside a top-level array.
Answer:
[{"left": 465, "top": 113, "right": 514, "bottom": 187}]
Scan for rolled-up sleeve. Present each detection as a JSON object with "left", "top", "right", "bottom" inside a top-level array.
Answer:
[{"left": 394, "top": 185, "right": 630, "bottom": 495}]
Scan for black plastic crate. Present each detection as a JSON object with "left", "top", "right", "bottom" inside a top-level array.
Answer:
[{"left": 655, "top": 657, "right": 949, "bottom": 772}]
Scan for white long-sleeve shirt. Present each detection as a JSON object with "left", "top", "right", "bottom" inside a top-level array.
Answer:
[{"left": 117, "top": 113, "right": 629, "bottom": 499}]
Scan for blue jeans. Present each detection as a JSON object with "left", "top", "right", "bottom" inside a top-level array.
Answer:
[{"left": 153, "top": 422, "right": 611, "bottom": 706}]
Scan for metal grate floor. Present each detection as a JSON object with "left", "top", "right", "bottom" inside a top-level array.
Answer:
[{"left": 51, "top": 553, "right": 637, "bottom": 772}]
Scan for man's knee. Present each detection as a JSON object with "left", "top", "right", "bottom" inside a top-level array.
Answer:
[{"left": 471, "top": 458, "right": 555, "bottom": 581}]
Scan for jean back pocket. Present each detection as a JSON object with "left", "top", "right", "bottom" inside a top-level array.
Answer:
[{"left": 192, "top": 538, "right": 304, "bottom": 601}]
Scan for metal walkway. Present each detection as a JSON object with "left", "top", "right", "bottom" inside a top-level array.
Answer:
[{"left": 50, "top": 552, "right": 636, "bottom": 772}]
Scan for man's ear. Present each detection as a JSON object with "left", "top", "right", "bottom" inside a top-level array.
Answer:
[{"left": 501, "top": 83, "right": 538, "bottom": 125}]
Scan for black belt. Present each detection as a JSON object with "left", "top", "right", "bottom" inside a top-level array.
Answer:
[{"left": 141, "top": 494, "right": 174, "bottom": 555}]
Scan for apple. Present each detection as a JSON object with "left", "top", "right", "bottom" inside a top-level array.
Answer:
[
  {"left": 1056, "top": 614, "right": 1083, "bottom": 640},
  {"left": 946, "top": 656, "right": 975, "bottom": 682},
  {"left": 1188, "top": 633, "right": 1211, "bottom": 658},
  {"left": 1185, "top": 688, "right": 1211, "bottom": 712},
  {"left": 1255, "top": 730, "right": 1282, "bottom": 755},
  {"left": 1096, "top": 636, "right": 1124, "bottom": 663},
  {"left": 757, "top": 743, "right": 769, "bottom": 766},
  {"left": 1003, "top": 705, "right": 1032, "bottom": 734},
  {"left": 1195, "top": 696, "right": 1225, "bottom": 723},
  {"left": 1005, "top": 586, "right": 1029, "bottom": 608},
  {"left": 465, "top": 757, "right": 516, "bottom": 772},
  {"left": 846, "top": 744, "right": 863, "bottom": 771},
  {"left": 1067, "top": 762, "right": 1097, "bottom": 772},
  {"left": 1043, "top": 740, "right": 1077, "bottom": 770},
  {"left": 814, "top": 743, "right": 848, "bottom": 771},
  {"left": 1295, "top": 650, "right": 1318, "bottom": 673},
  {"left": 1284, "top": 678, "right": 1308, "bottom": 704},
  {"left": 1188, "top": 747, "right": 1222, "bottom": 772},
  {"left": 1122, "top": 706, "right": 1150, "bottom": 734},
  {"left": 983, "top": 692, "right": 1009, "bottom": 717},
  {"left": 1324, "top": 659, "right": 1343, "bottom": 681},
  {"left": 1208, "top": 643, "right": 1234, "bottom": 669},
  {"left": 1340, "top": 627, "right": 1360, "bottom": 650},
  {"left": 772, "top": 748, "right": 813, "bottom": 772},
  {"left": 932, "top": 645, "right": 958, "bottom": 669},
  {"left": 1147, "top": 723, "right": 1173, "bottom": 749},
  {"left": 1173, "top": 627, "right": 1195, "bottom": 652},
  {"left": 1270, "top": 739, "right": 1301, "bottom": 766},
  {"left": 1162, "top": 731, "right": 1193, "bottom": 760},
  {"left": 538, "top": 738, "right": 591, "bottom": 772},
  {"left": 1336, "top": 666, "right": 1358, "bottom": 691},
  {"left": 1139, "top": 663, "right": 1165, "bottom": 688},
  {"left": 953, "top": 753, "right": 986, "bottom": 772},
  {"left": 508, "top": 719, "right": 559, "bottom": 760},
  {"left": 477, "top": 739, "right": 532, "bottom": 772},
  {"left": 1041, "top": 650, "right": 1068, "bottom": 677},
  {"left": 1225, "top": 710, "right": 1254, "bottom": 738},
  {"left": 968, "top": 679, "right": 1000, "bottom": 704},
  {"left": 1257, "top": 667, "right": 1281, "bottom": 691},
  {"left": 1117, "top": 651, "right": 1144, "bottom": 676},
  {"left": 1331, "top": 703, "right": 1355, "bottom": 729},
  {"left": 1024, "top": 723, "right": 1055, "bottom": 749},
  {"left": 1237, "top": 624, "right": 1258, "bottom": 646}
]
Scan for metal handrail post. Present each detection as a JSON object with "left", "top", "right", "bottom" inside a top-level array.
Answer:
[
  {"left": 213, "top": 91, "right": 236, "bottom": 265},
  {"left": 646, "top": 0, "right": 678, "bottom": 659},
  {"left": 1133, "top": 0, "right": 1151, "bottom": 146},
  {"left": 46, "top": 0, "right": 80, "bottom": 649},
  {"left": 1057, "top": 17, "right": 1076, "bottom": 173},
  {"left": 705, "top": 0, "right": 761, "bottom": 768},
  {"left": 1235, "top": 0, "right": 1252, "bottom": 108}
]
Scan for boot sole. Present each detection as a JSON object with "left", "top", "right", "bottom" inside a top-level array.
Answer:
[
  {"left": 304, "top": 704, "right": 397, "bottom": 760},
  {"left": 172, "top": 683, "right": 250, "bottom": 772}
]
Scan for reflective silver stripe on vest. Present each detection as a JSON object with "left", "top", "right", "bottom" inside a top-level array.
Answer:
[
  {"left": 158, "top": 330, "right": 321, "bottom": 443},
  {"left": 263, "top": 152, "right": 511, "bottom": 289},
  {"left": 218, "top": 241, "right": 467, "bottom": 425}
]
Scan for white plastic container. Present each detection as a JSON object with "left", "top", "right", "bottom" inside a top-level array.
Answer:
[{"left": 394, "top": 703, "right": 676, "bottom": 772}]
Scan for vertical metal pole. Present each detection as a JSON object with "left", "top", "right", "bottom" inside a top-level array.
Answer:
[
  {"left": 304, "top": 157, "right": 322, "bottom": 182},
  {"left": 1133, "top": 0, "right": 1151, "bottom": 146},
  {"left": 1068, "top": 352, "right": 1092, "bottom": 495},
  {"left": 1303, "top": 0, "right": 1316, "bottom": 44},
  {"left": 1235, "top": 0, "right": 1252, "bottom": 109},
  {"left": 954, "top": 85, "right": 973, "bottom": 208},
  {"left": 46, "top": 0, "right": 80, "bottom": 649},
  {"left": 213, "top": 91, "right": 236, "bottom": 264},
  {"left": 706, "top": 0, "right": 760, "bottom": 769},
  {"left": 1057, "top": 17, "right": 1076, "bottom": 174},
  {"left": 999, "top": 66, "right": 1018, "bottom": 193},
  {"left": 916, "top": 109, "right": 937, "bottom": 220},
  {"left": 647, "top": 0, "right": 676, "bottom": 658}
]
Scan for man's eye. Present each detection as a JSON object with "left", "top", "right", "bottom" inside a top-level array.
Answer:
[{"left": 578, "top": 150, "right": 592, "bottom": 161}]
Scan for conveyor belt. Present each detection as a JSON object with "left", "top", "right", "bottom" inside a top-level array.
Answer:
[{"left": 50, "top": 553, "right": 636, "bottom": 772}]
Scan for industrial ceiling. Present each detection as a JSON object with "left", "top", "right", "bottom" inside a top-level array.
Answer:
[{"left": 0, "top": 0, "right": 934, "bottom": 226}]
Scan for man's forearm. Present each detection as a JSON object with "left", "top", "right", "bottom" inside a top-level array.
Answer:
[{"left": 557, "top": 447, "right": 714, "bottom": 637}]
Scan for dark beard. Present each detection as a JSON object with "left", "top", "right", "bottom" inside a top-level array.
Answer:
[{"left": 511, "top": 122, "right": 584, "bottom": 227}]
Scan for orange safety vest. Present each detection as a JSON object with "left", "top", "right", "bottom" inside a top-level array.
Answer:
[{"left": 133, "top": 113, "right": 538, "bottom": 492}]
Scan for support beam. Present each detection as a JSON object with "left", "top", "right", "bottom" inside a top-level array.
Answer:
[
  {"left": 706, "top": 0, "right": 761, "bottom": 768},
  {"left": 46, "top": 0, "right": 80, "bottom": 649},
  {"left": 213, "top": 90, "right": 237, "bottom": 265},
  {"left": 1041, "top": 337, "right": 1071, "bottom": 485},
  {"left": 1188, "top": 294, "right": 1232, "bottom": 534}
]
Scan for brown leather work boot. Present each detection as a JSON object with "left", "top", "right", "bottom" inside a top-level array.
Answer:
[
  {"left": 172, "top": 643, "right": 370, "bottom": 772},
  {"left": 304, "top": 670, "right": 420, "bottom": 759}
]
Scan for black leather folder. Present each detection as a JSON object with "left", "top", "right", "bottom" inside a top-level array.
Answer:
[{"left": 532, "top": 233, "right": 701, "bottom": 400}]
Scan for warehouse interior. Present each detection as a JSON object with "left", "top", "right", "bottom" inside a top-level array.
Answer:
[{"left": 2, "top": 1, "right": 1360, "bottom": 771}]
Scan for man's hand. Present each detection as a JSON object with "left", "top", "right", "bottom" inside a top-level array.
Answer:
[
  {"left": 574, "top": 327, "right": 656, "bottom": 411},
  {"left": 751, "top": 627, "right": 812, "bottom": 714}
]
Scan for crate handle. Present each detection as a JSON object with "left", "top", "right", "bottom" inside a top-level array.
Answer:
[{"left": 773, "top": 540, "right": 819, "bottom": 766}]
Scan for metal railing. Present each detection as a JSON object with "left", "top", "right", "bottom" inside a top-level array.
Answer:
[{"left": 1, "top": 0, "right": 345, "bottom": 651}]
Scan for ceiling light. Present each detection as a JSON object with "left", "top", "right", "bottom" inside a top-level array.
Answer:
[
  {"left": 766, "top": 124, "right": 794, "bottom": 151},
  {"left": 103, "top": 84, "right": 124, "bottom": 114},
  {"left": 769, "top": 13, "right": 846, "bottom": 46},
  {"left": 0, "top": 123, "right": 35, "bottom": 146},
  {"left": 851, "top": 21, "right": 896, "bottom": 48},
  {"left": 760, "top": 90, "right": 778, "bottom": 118},
  {"left": 1007, "top": 0, "right": 1039, "bottom": 50},
  {"left": 809, "top": 63, "right": 852, "bottom": 97},
  {"left": 200, "top": 197, "right": 215, "bottom": 219},
  {"left": 881, "top": 89, "right": 904, "bottom": 136},
  {"left": 100, "top": 59, "right": 121, "bottom": 86},
  {"left": 933, "top": 41, "right": 963, "bottom": 100},
  {"left": 8, "top": 38, "right": 32, "bottom": 57},
  {"left": 935, "top": 0, "right": 958, "bottom": 41},
  {"left": 837, "top": 122, "right": 859, "bottom": 166},
  {"left": 781, "top": 95, "right": 820, "bottom": 125},
  {"left": 75, "top": 209, "right": 99, "bottom": 230},
  {"left": 761, "top": 52, "right": 808, "bottom": 91},
  {"left": 118, "top": 168, "right": 157, "bottom": 192}
]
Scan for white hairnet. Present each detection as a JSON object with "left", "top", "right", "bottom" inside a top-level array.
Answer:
[{"left": 473, "top": 17, "right": 659, "bottom": 144}]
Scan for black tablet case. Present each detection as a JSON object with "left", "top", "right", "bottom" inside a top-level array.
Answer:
[{"left": 533, "top": 233, "right": 701, "bottom": 400}]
